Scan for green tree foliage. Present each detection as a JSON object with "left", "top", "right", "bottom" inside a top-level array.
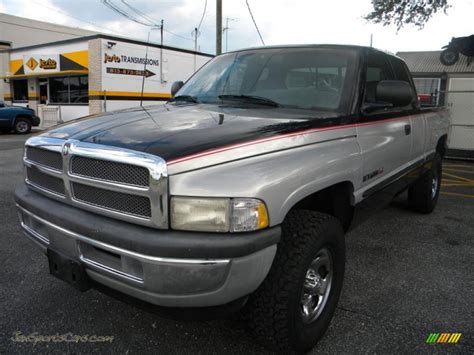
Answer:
[{"left": 365, "top": 0, "right": 450, "bottom": 30}]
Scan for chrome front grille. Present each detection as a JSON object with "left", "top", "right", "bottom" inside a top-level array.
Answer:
[
  {"left": 23, "top": 137, "right": 168, "bottom": 228},
  {"left": 72, "top": 182, "right": 152, "bottom": 218},
  {"left": 26, "top": 167, "right": 65, "bottom": 196},
  {"left": 71, "top": 156, "right": 149, "bottom": 187},
  {"left": 26, "top": 147, "right": 63, "bottom": 170}
]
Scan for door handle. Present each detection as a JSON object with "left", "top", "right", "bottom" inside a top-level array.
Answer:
[{"left": 404, "top": 124, "right": 411, "bottom": 135}]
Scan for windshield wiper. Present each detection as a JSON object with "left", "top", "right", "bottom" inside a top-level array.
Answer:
[
  {"left": 218, "top": 94, "right": 281, "bottom": 107},
  {"left": 169, "top": 95, "right": 200, "bottom": 103}
]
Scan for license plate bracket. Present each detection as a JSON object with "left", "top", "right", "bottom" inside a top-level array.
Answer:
[{"left": 47, "top": 249, "right": 91, "bottom": 292}]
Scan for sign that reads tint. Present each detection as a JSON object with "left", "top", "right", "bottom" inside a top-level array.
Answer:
[{"left": 23, "top": 54, "right": 60, "bottom": 74}]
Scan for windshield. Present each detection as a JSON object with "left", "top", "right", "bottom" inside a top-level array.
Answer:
[{"left": 176, "top": 47, "right": 358, "bottom": 113}]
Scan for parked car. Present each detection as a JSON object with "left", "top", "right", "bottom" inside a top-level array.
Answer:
[
  {"left": 15, "top": 45, "right": 449, "bottom": 353},
  {"left": 0, "top": 102, "right": 40, "bottom": 134}
]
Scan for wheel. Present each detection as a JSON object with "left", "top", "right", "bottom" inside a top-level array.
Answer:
[
  {"left": 13, "top": 117, "right": 32, "bottom": 134},
  {"left": 440, "top": 49, "right": 459, "bottom": 66},
  {"left": 408, "top": 153, "right": 442, "bottom": 213},
  {"left": 244, "top": 210, "right": 345, "bottom": 353}
]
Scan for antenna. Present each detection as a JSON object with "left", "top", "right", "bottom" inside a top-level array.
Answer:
[{"left": 140, "top": 26, "right": 161, "bottom": 107}]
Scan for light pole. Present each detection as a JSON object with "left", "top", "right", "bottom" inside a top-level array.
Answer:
[{"left": 140, "top": 26, "right": 161, "bottom": 107}]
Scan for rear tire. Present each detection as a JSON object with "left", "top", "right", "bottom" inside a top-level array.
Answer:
[
  {"left": 244, "top": 210, "right": 345, "bottom": 353},
  {"left": 408, "top": 153, "right": 442, "bottom": 213},
  {"left": 13, "top": 117, "right": 32, "bottom": 134}
]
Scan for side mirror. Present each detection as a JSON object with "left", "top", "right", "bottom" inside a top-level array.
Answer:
[
  {"left": 171, "top": 81, "right": 184, "bottom": 97},
  {"left": 376, "top": 80, "right": 414, "bottom": 107}
]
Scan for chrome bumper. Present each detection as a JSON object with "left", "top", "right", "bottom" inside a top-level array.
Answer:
[{"left": 17, "top": 204, "right": 276, "bottom": 307}]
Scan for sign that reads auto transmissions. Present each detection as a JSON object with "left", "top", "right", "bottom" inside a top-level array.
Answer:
[
  {"left": 23, "top": 54, "right": 60, "bottom": 74},
  {"left": 101, "top": 40, "right": 164, "bottom": 96}
]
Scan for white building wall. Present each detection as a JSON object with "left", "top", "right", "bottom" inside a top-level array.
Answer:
[{"left": 99, "top": 38, "right": 211, "bottom": 111}]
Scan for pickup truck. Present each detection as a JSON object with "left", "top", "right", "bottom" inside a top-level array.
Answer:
[
  {"left": 15, "top": 45, "right": 449, "bottom": 353},
  {"left": 0, "top": 102, "right": 40, "bottom": 134}
]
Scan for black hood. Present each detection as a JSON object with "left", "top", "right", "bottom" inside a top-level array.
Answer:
[{"left": 43, "top": 104, "right": 346, "bottom": 161}]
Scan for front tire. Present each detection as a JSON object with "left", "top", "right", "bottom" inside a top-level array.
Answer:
[
  {"left": 408, "top": 153, "right": 442, "bottom": 213},
  {"left": 245, "top": 210, "right": 345, "bottom": 353},
  {"left": 14, "top": 117, "right": 32, "bottom": 134}
]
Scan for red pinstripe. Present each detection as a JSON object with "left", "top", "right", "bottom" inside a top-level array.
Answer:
[{"left": 167, "top": 111, "right": 436, "bottom": 166}]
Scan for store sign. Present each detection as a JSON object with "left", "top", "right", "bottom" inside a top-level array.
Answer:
[
  {"left": 23, "top": 54, "right": 60, "bottom": 74},
  {"left": 104, "top": 53, "right": 160, "bottom": 67}
]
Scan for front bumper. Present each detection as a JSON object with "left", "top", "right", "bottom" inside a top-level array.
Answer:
[
  {"left": 15, "top": 184, "right": 280, "bottom": 307},
  {"left": 31, "top": 115, "right": 40, "bottom": 127}
]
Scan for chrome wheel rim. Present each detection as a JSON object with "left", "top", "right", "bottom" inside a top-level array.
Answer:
[
  {"left": 431, "top": 174, "right": 438, "bottom": 199},
  {"left": 16, "top": 121, "right": 29, "bottom": 133},
  {"left": 301, "top": 247, "right": 333, "bottom": 324}
]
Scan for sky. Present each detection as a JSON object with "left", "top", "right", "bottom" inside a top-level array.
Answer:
[{"left": 1, "top": 0, "right": 473, "bottom": 54}]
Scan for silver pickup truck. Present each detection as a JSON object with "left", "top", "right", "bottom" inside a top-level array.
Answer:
[{"left": 15, "top": 45, "right": 449, "bottom": 352}]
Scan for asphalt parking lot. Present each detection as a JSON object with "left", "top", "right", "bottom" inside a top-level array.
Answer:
[{"left": 1, "top": 132, "right": 473, "bottom": 354}]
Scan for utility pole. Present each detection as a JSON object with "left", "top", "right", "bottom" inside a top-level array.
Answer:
[
  {"left": 192, "top": 27, "right": 199, "bottom": 71},
  {"left": 370, "top": 33, "right": 373, "bottom": 47},
  {"left": 160, "top": 19, "right": 164, "bottom": 83},
  {"left": 224, "top": 17, "right": 229, "bottom": 52},
  {"left": 222, "top": 17, "right": 236, "bottom": 52},
  {"left": 216, "top": 0, "right": 222, "bottom": 55}
]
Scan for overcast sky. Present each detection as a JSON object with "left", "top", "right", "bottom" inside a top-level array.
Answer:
[{"left": 1, "top": 0, "right": 473, "bottom": 54}]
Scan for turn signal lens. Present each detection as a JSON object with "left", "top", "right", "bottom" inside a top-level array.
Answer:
[{"left": 230, "top": 199, "right": 269, "bottom": 232}]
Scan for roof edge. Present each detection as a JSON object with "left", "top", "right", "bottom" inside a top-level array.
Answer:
[{"left": 0, "top": 34, "right": 214, "bottom": 57}]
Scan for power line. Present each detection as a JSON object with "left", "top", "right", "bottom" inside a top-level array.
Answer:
[
  {"left": 164, "top": 29, "right": 194, "bottom": 41},
  {"left": 120, "top": 0, "right": 160, "bottom": 26},
  {"left": 102, "top": 0, "right": 154, "bottom": 27},
  {"left": 245, "top": 0, "right": 265, "bottom": 45},
  {"left": 197, "top": 0, "right": 207, "bottom": 32},
  {"left": 102, "top": 0, "right": 194, "bottom": 42}
]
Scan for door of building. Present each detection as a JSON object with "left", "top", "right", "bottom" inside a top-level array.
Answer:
[{"left": 39, "top": 79, "right": 48, "bottom": 104}]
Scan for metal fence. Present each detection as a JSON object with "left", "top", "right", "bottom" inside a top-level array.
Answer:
[{"left": 38, "top": 105, "right": 62, "bottom": 129}]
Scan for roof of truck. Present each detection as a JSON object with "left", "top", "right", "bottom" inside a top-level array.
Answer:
[{"left": 227, "top": 44, "right": 395, "bottom": 56}]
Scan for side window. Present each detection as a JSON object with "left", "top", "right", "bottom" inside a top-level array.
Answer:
[
  {"left": 389, "top": 58, "right": 411, "bottom": 83},
  {"left": 365, "top": 52, "right": 394, "bottom": 103}
]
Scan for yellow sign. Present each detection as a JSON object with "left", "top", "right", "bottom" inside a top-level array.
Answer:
[
  {"left": 39, "top": 58, "right": 57, "bottom": 70},
  {"left": 26, "top": 57, "right": 38, "bottom": 71}
]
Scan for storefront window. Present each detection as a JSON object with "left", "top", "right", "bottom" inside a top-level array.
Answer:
[
  {"left": 69, "top": 76, "right": 88, "bottom": 103},
  {"left": 49, "top": 76, "right": 88, "bottom": 104},
  {"left": 12, "top": 79, "right": 28, "bottom": 102}
]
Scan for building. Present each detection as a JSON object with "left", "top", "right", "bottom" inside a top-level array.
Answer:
[
  {"left": 1, "top": 15, "right": 213, "bottom": 126},
  {"left": 398, "top": 51, "right": 474, "bottom": 158},
  {"left": 0, "top": 13, "right": 98, "bottom": 104}
]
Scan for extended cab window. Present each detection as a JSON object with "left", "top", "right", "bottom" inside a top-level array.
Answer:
[
  {"left": 178, "top": 48, "right": 358, "bottom": 113},
  {"left": 364, "top": 52, "right": 394, "bottom": 103},
  {"left": 389, "top": 57, "right": 411, "bottom": 83}
]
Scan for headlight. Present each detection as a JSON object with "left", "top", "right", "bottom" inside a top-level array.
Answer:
[{"left": 170, "top": 197, "right": 269, "bottom": 233}]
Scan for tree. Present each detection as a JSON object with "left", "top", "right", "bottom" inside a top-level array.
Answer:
[{"left": 365, "top": 0, "right": 451, "bottom": 30}]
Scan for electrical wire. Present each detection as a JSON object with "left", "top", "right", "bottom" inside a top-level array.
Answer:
[
  {"left": 102, "top": 0, "right": 154, "bottom": 27},
  {"left": 120, "top": 0, "right": 160, "bottom": 26},
  {"left": 245, "top": 0, "right": 265, "bottom": 45},
  {"left": 164, "top": 29, "right": 194, "bottom": 41},
  {"left": 102, "top": 0, "right": 194, "bottom": 41},
  {"left": 197, "top": 0, "right": 207, "bottom": 32}
]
